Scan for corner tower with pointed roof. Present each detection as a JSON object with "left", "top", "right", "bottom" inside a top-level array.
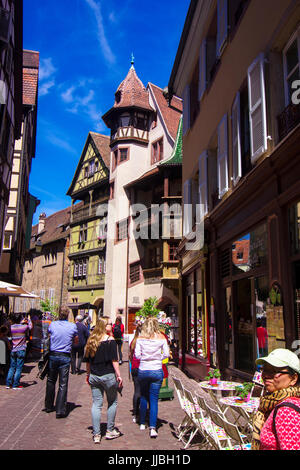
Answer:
[{"left": 102, "top": 61, "right": 182, "bottom": 333}]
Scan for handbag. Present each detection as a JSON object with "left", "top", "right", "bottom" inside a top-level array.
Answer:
[{"left": 37, "top": 353, "right": 49, "bottom": 380}]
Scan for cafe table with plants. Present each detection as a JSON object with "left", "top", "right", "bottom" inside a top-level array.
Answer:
[{"left": 199, "top": 369, "right": 244, "bottom": 396}]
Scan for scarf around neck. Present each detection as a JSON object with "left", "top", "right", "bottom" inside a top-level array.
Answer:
[{"left": 251, "top": 386, "right": 300, "bottom": 450}]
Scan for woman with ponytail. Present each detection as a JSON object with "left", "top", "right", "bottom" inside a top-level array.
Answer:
[{"left": 85, "top": 318, "right": 123, "bottom": 443}]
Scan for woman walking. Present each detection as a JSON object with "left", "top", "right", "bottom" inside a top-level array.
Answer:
[
  {"left": 85, "top": 319, "right": 123, "bottom": 443},
  {"left": 135, "top": 317, "right": 169, "bottom": 438},
  {"left": 129, "top": 323, "right": 142, "bottom": 423}
]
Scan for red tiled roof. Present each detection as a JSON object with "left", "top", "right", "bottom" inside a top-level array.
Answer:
[
  {"left": 113, "top": 66, "right": 154, "bottom": 112},
  {"left": 23, "top": 50, "right": 39, "bottom": 106},
  {"left": 30, "top": 203, "right": 82, "bottom": 249},
  {"left": 90, "top": 132, "right": 111, "bottom": 168},
  {"left": 148, "top": 83, "right": 182, "bottom": 141}
]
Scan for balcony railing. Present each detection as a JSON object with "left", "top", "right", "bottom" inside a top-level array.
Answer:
[{"left": 277, "top": 103, "right": 300, "bottom": 142}]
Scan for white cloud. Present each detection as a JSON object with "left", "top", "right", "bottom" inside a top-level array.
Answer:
[
  {"left": 39, "top": 58, "right": 57, "bottom": 97},
  {"left": 60, "top": 81, "right": 103, "bottom": 131},
  {"left": 84, "top": 0, "right": 116, "bottom": 65},
  {"left": 39, "top": 80, "right": 55, "bottom": 96},
  {"left": 39, "top": 58, "right": 57, "bottom": 81}
]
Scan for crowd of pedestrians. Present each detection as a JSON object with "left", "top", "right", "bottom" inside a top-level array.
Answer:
[{"left": 1, "top": 306, "right": 300, "bottom": 450}]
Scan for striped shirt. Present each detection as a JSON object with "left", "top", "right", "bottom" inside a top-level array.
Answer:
[{"left": 11, "top": 321, "right": 32, "bottom": 352}]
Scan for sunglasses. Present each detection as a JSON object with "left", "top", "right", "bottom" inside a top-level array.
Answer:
[{"left": 261, "top": 369, "right": 291, "bottom": 378}]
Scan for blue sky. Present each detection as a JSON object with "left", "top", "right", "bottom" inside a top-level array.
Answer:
[{"left": 23, "top": 0, "right": 190, "bottom": 225}]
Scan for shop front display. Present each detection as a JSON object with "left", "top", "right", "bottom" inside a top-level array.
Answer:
[{"left": 221, "top": 222, "right": 287, "bottom": 375}]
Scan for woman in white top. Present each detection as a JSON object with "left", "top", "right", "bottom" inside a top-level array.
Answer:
[{"left": 134, "top": 317, "right": 169, "bottom": 438}]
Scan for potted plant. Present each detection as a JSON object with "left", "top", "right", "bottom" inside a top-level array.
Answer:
[
  {"left": 235, "top": 382, "right": 254, "bottom": 402},
  {"left": 205, "top": 369, "right": 221, "bottom": 386}
]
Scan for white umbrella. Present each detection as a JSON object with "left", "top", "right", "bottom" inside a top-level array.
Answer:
[{"left": 0, "top": 281, "right": 40, "bottom": 298}]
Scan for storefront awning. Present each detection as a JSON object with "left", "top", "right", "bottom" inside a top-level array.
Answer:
[
  {"left": 67, "top": 302, "right": 97, "bottom": 310},
  {"left": 0, "top": 281, "right": 40, "bottom": 298}
]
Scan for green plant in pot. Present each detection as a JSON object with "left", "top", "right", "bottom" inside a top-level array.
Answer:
[
  {"left": 235, "top": 382, "right": 254, "bottom": 401},
  {"left": 205, "top": 369, "right": 221, "bottom": 386}
]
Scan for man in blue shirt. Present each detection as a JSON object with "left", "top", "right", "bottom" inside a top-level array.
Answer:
[{"left": 44, "top": 307, "right": 78, "bottom": 418}]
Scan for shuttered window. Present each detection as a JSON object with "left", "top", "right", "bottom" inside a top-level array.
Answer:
[
  {"left": 232, "top": 92, "right": 242, "bottom": 185},
  {"left": 217, "top": 115, "right": 229, "bottom": 198},
  {"left": 182, "top": 85, "right": 191, "bottom": 136},
  {"left": 247, "top": 53, "right": 268, "bottom": 163},
  {"left": 198, "top": 40, "right": 207, "bottom": 101},
  {"left": 217, "top": 0, "right": 228, "bottom": 58},
  {"left": 198, "top": 151, "right": 208, "bottom": 218}
]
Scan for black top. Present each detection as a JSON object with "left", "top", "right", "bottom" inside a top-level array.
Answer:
[{"left": 89, "top": 339, "right": 118, "bottom": 376}]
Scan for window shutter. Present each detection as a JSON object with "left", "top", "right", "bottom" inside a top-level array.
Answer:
[
  {"left": 232, "top": 92, "right": 242, "bottom": 185},
  {"left": 198, "top": 40, "right": 207, "bottom": 101},
  {"left": 82, "top": 260, "right": 87, "bottom": 276},
  {"left": 217, "top": 0, "right": 228, "bottom": 58},
  {"left": 198, "top": 151, "right": 208, "bottom": 217},
  {"left": 182, "top": 85, "right": 190, "bottom": 136},
  {"left": 183, "top": 179, "right": 192, "bottom": 236},
  {"left": 217, "top": 114, "right": 229, "bottom": 198},
  {"left": 74, "top": 263, "right": 78, "bottom": 278},
  {"left": 247, "top": 53, "right": 268, "bottom": 163}
]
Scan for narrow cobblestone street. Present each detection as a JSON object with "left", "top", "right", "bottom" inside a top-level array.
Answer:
[{"left": 0, "top": 343, "right": 208, "bottom": 451}]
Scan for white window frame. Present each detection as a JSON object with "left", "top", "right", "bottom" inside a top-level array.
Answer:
[
  {"left": 217, "top": 114, "right": 229, "bottom": 198},
  {"left": 283, "top": 27, "right": 300, "bottom": 106},
  {"left": 247, "top": 53, "right": 268, "bottom": 163},
  {"left": 231, "top": 92, "right": 242, "bottom": 185},
  {"left": 182, "top": 85, "right": 190, "bottom": 136},
  {"left": 216, "top": 0, "right": 228, "bottom": 58},
  {"left": 198, "top": 151, "right": 208, "bottom": 218}
]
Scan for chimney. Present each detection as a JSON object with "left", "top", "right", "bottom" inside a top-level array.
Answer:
[{"left": 38, "top": 213, "right": 46, "bottom": 234}]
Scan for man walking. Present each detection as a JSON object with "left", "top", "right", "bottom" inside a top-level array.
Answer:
[{"left": 44, "top": 307, "right": 78, "bottom": 418}]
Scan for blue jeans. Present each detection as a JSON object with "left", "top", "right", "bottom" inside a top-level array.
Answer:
[
  {"left": 89, "top": 373, "right": 118, "bottom": 435},
  {"left": 6, "top": 349, "right": 26, "bottom": 388},
  {"left": 45, "top": 354, "right": 71, "bottom": 416},
  {"left": 138, "top": 369, "right": 163, "bottom": 429}
]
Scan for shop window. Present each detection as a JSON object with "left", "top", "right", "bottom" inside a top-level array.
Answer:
[
  {"left": 186, "top": 269, "right": 206, "bottom": 359},
  {"left": 232, "top": 223, "right": 268, "bottom": 275}
]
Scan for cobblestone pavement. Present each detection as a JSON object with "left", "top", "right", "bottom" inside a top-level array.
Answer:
[{"left": 0, "top": 343, "right": 213, "bottom": 451}]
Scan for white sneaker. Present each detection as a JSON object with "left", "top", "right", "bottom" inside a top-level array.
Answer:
[
  {"left": 150, "top": 428, "right": 158, "bottom": 438},
  {"left": 140, "top": 424, "right": 146, "bottom": 430},
  {"left": 105, "top": 428, "right": 121, "bottom": 440},
  {"left": 93, "top": 434, "right": 101, "bottom": 444},
  {"left": 132, "top": 416, "right": 137, "bottom": 423}
]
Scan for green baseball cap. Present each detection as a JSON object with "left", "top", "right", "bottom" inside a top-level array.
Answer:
[{"left": 256, "top": 348, "right": 300, "bottom": 374}]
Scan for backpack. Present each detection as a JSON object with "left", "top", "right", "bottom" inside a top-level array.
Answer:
[
  {"left": 272, "top": 402, "right": 300, "bottom": 449},
  {"left": 113, "top": 323, "right": 122, "bottom": 340}
]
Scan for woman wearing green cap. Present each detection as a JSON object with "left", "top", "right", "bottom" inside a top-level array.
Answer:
[{"left": 252, "top": 348, "right": 300, "bottom": 450}]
